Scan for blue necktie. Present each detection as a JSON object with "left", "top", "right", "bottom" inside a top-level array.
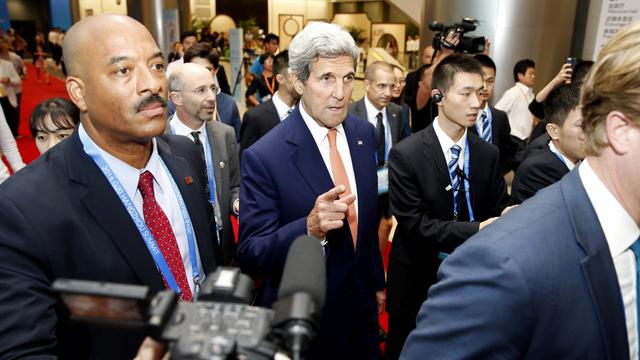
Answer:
[
  {"left": 480, "top": 111, "right": 492, "bottom": 143},
  {"left": 448, "top": 145, "right": 461, "bottom": 216}
]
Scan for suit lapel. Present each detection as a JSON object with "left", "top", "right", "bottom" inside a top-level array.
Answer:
[
  {"left": 562, "top": 170, "right": 630, "bottom": 360},
  {"left": 286, "top": 109, "right": 334, "bottom": 198},
  {"left": 423, "top": 126, "right": 452, "bottom": 205},
  {"left": 68, "top": 133, "right": 166, "bottom": 292},
  {"left": 205, "top": 121, "right": 224, "bottom": 203},
  {"left": 343, "top": 115, "right": 372, "bottom": 250},
  {"left": 265, "top": 100, "right": 281, "bottom": 128}
]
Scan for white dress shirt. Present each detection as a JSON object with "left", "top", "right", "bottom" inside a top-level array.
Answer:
[
  {"left": 580, "top": 159, "right": 640, "bottom": 359},
  {"left": 548, "top": 140, "right": 576, "bottom": 171},
  {"left": 272, "top": 91, "right": 295, "bottom": 121},
  {"left": 0, "top": 59, "right": 21, "bottom": 107},
  {"left": 495, "top": 82, "right": 534, "bottom": 141},
  {"left": 78, "top": 124, "right": 205, "bottom": 296},
  {"left": 170, "top": 115, "right": 211, "bottom": 169},
  {"left": 433, "top": 116, "right": 467, "bottom": 172},
  {"left": 0, "top": 105, "right": 24, "bottom": 184},
  {"left": 300, "top": 102, "right": 358, "bottom": 219}
]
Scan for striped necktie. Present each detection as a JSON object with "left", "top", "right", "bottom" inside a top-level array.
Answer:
[
  {"left": 480, "top": 111, "right": 492, "bottom": 143},
  {"left": 448, "top": 145, "right": 461, "bottom": 217}
]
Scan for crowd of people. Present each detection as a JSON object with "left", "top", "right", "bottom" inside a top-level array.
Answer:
[{"left": 0, "top": 13, "right": 639, "bottom": 360}]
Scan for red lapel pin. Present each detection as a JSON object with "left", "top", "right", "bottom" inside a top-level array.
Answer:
[{"left": 185, "top": 176, "right": 193, "bottom": 185}]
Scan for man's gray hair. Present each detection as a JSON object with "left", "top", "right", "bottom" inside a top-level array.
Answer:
[{"left": 288, "top": 22, "right": 358, "bottom": 83}]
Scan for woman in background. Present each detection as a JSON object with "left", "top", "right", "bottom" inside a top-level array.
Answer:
[{"left": 30, "top": 98, "right": 79, "bottom": 154}]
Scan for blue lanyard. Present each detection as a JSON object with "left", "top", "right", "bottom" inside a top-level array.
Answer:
[
  {"left": 450, "top": 138, "right": 475, "bottom": 222},
  {"left": 474, "top": 108, "right": 493, "bottom": 140},
  {"left": 81, "top": 131, "right": 201, "bottom": 297}
]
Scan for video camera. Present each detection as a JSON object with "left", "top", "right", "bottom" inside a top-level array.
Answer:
[
  {"left": 429, "top": 18, "right": 485, "bottom": 54},
  {"left": 53, "top": 235, "right": 326, "bottom": 360}
]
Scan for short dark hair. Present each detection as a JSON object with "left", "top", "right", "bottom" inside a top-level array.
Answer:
[
  {"left": 513, "top": 58, "right": 535, "bottom": 82},
  {"left": 184, "top": 42, "right": 220, "bottom": 69},
  {"left": 180, "top": 31, "right": 197, "bottom": 44},
  {"left": 572, "top": 60, "right": 594, "bottom": 83},
  {"left": 264, "top": 33, "right": 280, "bottom": 44},
  {"left": 544, "top": 83, "right": 581, "bottom": 127},
  {"left": 273, "top": 50, "right": 289, "bottom": 76},
  {"left": 259, "top": 52, "right": 274, "bottom": 65},
  {"left": 29, "top": 98, "right": 80, "bottom": 137},
  {"left": 473, "top": 54, "right": 496, "bottom": 71},
  {"left": 432, "top": 54, "right": 483, "bottom": 93}
]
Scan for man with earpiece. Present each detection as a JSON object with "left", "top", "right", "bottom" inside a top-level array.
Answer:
[{"left": 384, "top": 53, "right": 511, "bottom": 360}]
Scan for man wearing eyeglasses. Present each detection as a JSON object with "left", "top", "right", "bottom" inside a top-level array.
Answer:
[{"left": 168, "top": 62, "right": 240, "bottom": 266}]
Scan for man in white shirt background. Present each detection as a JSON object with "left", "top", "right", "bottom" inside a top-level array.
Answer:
[{"left": 495, "top": 58, "right": 536, "bottom": 150}]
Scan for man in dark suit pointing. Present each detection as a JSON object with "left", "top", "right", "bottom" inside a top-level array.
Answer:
[
  {"left": 238, "top": 22, "right": 385, "bottom": 359},
  {"left": 0, "top": 15, "right": 216, "bottom": 359}
]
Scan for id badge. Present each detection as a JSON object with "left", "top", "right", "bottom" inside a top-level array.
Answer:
[{"left": 377, "top": 166, "right": 389, "bottom": 195}]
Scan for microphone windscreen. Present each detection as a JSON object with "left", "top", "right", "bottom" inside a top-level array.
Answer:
[{"left": 277, "top": 235, "right": 326, "bottom": 309}]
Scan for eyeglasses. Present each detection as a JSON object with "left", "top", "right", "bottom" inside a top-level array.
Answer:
[{"left": 177, "top": 84, "right": 220, "bottom": 96}]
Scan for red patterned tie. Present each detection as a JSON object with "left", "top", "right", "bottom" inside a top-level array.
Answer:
[{"left": 138, "top": 171, "right": 193, "bottom": 301}]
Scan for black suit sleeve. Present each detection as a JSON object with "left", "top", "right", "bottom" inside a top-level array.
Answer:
[
  {"left": 388, "top": 145, "right": 479, "bottom": 255},
  {"left": 0, "top": 193, "right": 58, "bottom": 357},
  {"left": 217, "top": 68, "right": 231, "bottom": 95},
  {"left": 226, "top": 127, "right": 240, "bottom": 210},
  {"left": 511, "top": 154, "right": 566, "bottom": 204}
]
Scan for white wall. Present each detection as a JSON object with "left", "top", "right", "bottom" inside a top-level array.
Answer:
[{"left": 268, "top": 0, "right": 330, "bottom": 35}]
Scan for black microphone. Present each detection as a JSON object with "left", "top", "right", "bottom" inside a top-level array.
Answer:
[
  {"left": 272, "top": 235, "right": 327, "bottom": 360},
  {"left": 456, "top": 167, "right": 468, "bottom": 182}
]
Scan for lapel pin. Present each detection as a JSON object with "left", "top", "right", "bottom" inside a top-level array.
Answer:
[
  {"left": 357, "top": 140, "right": 363, "bottom": 145},
  {"left": 185, "top": 176, "right": 193, "bottom": 185},
  {"left": 219, "top": 162, "right": 225, "bottom": 168}
]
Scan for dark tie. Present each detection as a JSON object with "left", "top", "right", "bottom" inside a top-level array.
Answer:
[
  {"left": 448, "top": 145, "right": 461, "bottom": 218},
  {"left": 480, "top": 111, "right": 492, "bottom": 143},
  {"left": 190, "top": 131, "right": 210, "bottom": 200},
  {"left": 138, "top": 171, "right": 193, "bottom": 301},
  {"left": 376, "top": 112, "right": 385, "bottom": 167}
]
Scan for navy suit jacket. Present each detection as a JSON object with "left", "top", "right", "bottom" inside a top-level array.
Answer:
[
  {"left": 238, "top": 107, "right": 385, "bottom": 358},
  {"left": 401, "top": 168, "right": 629, "bottom": 360},
  {"left": 0, "top": 132, "right": 217, "bottom": 359},
  {"left": 511, "top": 145, "right": 569, "bottom": 204}
]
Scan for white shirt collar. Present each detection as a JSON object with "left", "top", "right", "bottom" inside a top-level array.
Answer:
[
  {"left": 364, "top": 95, "right": 386, "bottom": 124},
  {"left": 272, "top": 91, "right": 294, "bottom": 121},
  {"left": 78, "top": 123, "right": 165, "bottom": 200},
  {"left": 433, "top": 116, "right": 468, "bottom": 161},
  {"left": 579, "top": 159, "right": 640, "bottom": 257},
  {"left": 548, "top": 140, "right": 576, "bottom": 171},
  {"left": 170, "top": 114, "right": 207, "bottom": 142},
  {"left": 300, "top": 100, "right": 345, "bottom": 147},
  {"left": 515, "top": 82, "right": 534, "bottom": 96}
]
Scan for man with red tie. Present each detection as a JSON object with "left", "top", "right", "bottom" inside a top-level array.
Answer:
[
  {"left": 238, "top": 22, "right": 386, "bottom": 359},
  {"left": 0, "top": 15, "right": 216, "bottom": 359}
]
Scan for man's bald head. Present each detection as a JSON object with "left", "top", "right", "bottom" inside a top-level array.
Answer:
[
  {"left": 63, "top": 14, "right": 157, "bottom": 77},
  {"left": 169, "top": 63, "right": 217, "bottom": 128}
]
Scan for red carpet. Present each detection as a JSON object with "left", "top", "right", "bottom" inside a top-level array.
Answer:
[{"left": 15, "top": 63, "right": 69, "bottom": 164}]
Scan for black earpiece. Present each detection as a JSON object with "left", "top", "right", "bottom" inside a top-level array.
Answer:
[{"left": 433, "top": 90, "right": 443, "bottom": 103}]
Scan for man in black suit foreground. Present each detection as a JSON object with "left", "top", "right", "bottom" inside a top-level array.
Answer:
[
  {"left": 470, "top": 54, "right": 518, "bottom": 173},
  {"left": 240, "top": 50, "right": 298, "bottom": 154},
  {"left": 511, "top": 83, "right": 585, "bottom": 203},
  {"left": 385, "top": 54, "right": 510, "bottom": 359},
  {"left": 0, "top": 15, "right": 216, "bottom": 358}
]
